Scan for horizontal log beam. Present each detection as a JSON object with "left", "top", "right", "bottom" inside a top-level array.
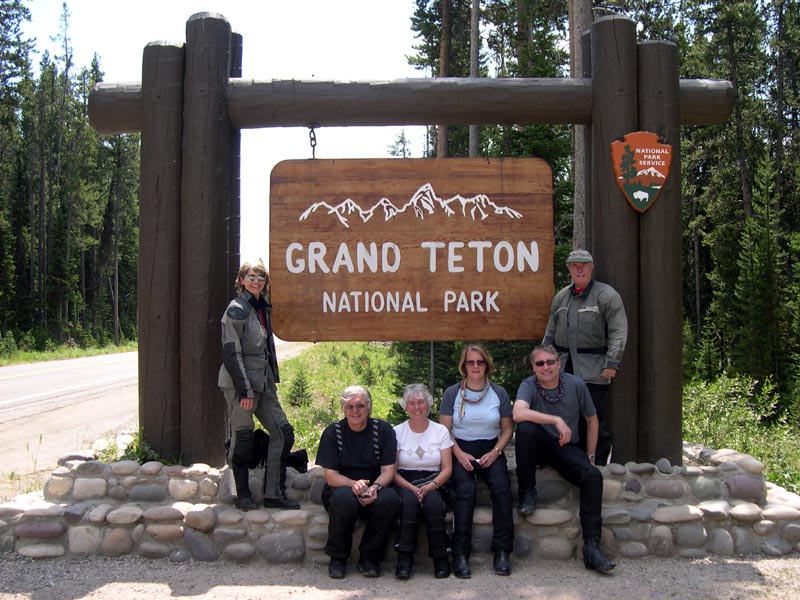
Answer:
[
  {"left": 89, "top": 76, "right": 733, "bottom": 134},
  {"left": 228, "top": 77, "right": 594, "bottom": 128}
]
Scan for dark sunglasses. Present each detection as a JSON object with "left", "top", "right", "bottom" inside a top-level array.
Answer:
[{"left": 534, "top": 359, "right": 558, "bottom": 367}]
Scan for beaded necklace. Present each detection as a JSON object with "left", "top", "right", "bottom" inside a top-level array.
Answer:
[
  {"left": 459, "top": 378, "right": 490, "bottom": 419},
  {"left": 535, "top": 375, "right": 564, "bottom": 404}
]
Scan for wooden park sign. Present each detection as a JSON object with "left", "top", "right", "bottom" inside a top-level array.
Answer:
[{"left": 269, "top": 158, "right": 554, "bottom": 341}]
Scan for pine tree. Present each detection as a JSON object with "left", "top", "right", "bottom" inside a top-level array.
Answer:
[{"left": 730, "top": 150, "right": 787, "bottom": 389}]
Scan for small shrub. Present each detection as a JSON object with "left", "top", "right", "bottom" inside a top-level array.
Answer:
[
  {"left": 119, "top": 430, "right": 167, "bottom": 464},
  {"left": 0, "top": 331, "right": 17, "bottom": 356},
  {"left": 683, "top": 373, "right": 800, "bottom": 493},
  {"left": 287, "top": 370, "right": 313, "bottom": 407}
]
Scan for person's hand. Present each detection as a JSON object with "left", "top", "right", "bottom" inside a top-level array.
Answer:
[
  {"left": 456, "top": 452, "right": 477, "bottom": 472},
  {"left": 478, "top": 449, "right": 499, "bottom": 469},
  {"left": 416, "top": 481, "right": 436, "bottom": 503},
  {"left": 601, "top": 367, "right": 617, "bottom": 380},
  {"left": 239, "top": 397, "right": 254, "bottom": 411},
  {"left": 357, "top": 483, "right": 378, "bottom": 506},
  {"left": 351, "top": 479, "right": 371, "bottom": 498},
  {"left": 554, "top": 417, "right": 571, "bottom": 446}
]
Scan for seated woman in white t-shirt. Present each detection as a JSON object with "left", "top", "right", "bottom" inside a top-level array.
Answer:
[{"left": 393, "top": 383, "right": 453, "bottom": 580}]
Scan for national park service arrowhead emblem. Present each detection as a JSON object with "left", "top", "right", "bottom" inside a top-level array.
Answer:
[{"left": 611, "top": 131, "right": 672, "bottom": 213}]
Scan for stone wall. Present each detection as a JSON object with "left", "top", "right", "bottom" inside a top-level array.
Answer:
[{"left": 1, "top": 444, "right": 799, "bottom": 564}]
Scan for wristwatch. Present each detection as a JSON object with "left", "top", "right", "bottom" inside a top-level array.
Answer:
[{"left": 373, "top": 483, "right": 383, "bottom": 492}]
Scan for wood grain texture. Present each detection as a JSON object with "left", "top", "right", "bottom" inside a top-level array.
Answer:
[
  {"left": 138, "top": 42, "right": 184, "bottom": 461},
  {"left": 638, "top": 41, "right": 683, "bottom": 464},
  {"left": 269, "top": 158, "right": 554, "bottom": 341},
  {"left": 590, "top": 16, "right": 640, "bottom": 463},
  {"left": 88, "top": 77, "right": 733, "bottom": 134}
]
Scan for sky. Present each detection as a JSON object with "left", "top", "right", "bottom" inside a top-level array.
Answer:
[{"left": 22, "top": 0, "right": 428, "bottom": 262}]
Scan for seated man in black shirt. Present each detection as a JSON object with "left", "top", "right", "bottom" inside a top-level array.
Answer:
[
  {"left": 513, "top": 344, "right": 615, "bottom": 574},
  {"left": 316, "top": 385, "right": 401, "bottom": 579}
]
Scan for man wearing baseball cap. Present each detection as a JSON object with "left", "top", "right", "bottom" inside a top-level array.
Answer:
[{"left": 540, "top": 249, "right": 627, "bottom": 470}]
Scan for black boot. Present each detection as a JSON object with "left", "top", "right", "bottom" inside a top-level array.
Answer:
[
  {"left": 433, "top": 556, "right": 450, "bottom": 579},
  {"left": 395, "top": 552, "right": 413, "bottom": 580},
  {"left": 235, "top": 495, "right": 258, "bottom": 511},
  {"left": 583, "top": 538, "right": 615, "bottom": 574},
  {"left": 493, "top": 550, "right": 511, "bottom": 576},
  {"left": 518, "top": 490, "right": 538, "bottom": 515},
  {"left": 264, "top": 494, "right": 300, "bottom": 510},
  {"left": 232, "top": 464, "right": 257, "bottom": 510},
  {"left": 453, "top": 554, "right": 471, "bottom": 579}
]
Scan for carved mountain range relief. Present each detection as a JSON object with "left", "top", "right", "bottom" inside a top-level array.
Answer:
[{"left": 298, "top": 182, "right": 524, "bottom": 228}]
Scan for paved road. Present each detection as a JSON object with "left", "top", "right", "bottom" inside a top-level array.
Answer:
[
  {"left": 0, "top": 339, "right": 307, "bottom": 481},
  {"left": 0, "top": 352, "right": 139, "bottom": 477}
]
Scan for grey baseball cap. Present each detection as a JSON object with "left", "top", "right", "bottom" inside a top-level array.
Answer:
[{"left": 566, "top": 249, "right": 593, "bottom": 263}]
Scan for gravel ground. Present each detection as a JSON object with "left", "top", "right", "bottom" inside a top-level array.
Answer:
[{"left": 1, "top": 552, "right": 799, "bottom": 600}]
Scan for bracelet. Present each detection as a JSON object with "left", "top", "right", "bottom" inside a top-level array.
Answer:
[
  {"left": 495, "top": 446, "right": 502, "bottom": 455},
  {"left": 432, "top": 480, "right": 440, "bottom": 489}
]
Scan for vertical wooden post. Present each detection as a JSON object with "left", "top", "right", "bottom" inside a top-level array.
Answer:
[
  {"left": 638, "top": 41, "right": 682, "bottom": 463},
  {"left": 180, "top": 13, "right": 233, "bottom": 465},
  {"left": 590, "top": 16, "right": 639, "bottom": 463},
  {"left": 228, "top": 32, "right": 242, "bottom": 286},
  {"left": 138, "top": 42, "right": 184, "bottom": 460}
]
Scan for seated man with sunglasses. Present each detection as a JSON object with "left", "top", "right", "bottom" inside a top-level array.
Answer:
[{"left": 512, "top": 344, "right": 615, "bottom": 574}]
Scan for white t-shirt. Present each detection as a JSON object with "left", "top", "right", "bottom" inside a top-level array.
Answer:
[{"left": 394, "top": 419, "right": 454, "bottom": 471}]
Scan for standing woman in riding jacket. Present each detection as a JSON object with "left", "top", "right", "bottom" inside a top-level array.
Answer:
[{"left": 218, "top": 261, "right": 299, "bottom": 511}]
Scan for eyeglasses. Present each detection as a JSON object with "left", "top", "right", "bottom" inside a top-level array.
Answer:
[
  {"left": 244, "top": 274, "right": 267, "bottom": 282},
  {"left": 465, "top": 359, "right": 486, "bottom": 367},
  {"left": 534, "top": 359, "right": 558, "bottom": 367},
  {"left": 344, "top": 403, "right": 367, "bottom": 412}
]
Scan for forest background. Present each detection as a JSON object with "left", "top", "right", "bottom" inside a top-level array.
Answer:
[{"left": 1, "top": 1, "right": 798, "bottom": 489}]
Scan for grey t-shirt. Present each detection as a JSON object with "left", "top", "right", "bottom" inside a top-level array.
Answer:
[{"left": 515, "top": 372, "right": 595, "bottom": 444}]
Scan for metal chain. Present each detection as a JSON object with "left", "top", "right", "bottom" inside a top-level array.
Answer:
[{"left": 308, "top": 126, "right": 318, "bottom": 160}]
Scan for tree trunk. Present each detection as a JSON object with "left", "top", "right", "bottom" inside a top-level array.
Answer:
[
  {"left": 437, "top": 0, "right": 451, "bottom": 158},
  {"left": 569, "top": 0, "right": 592, "bottom": 249},
  {"left": 468, "top": 0, "right": 479, "bottom": 157},
  {"left": 726, "top": 21, "right": 752, "bottom": 218}
]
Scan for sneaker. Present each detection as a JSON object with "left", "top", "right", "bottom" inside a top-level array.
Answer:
[
  {"left": 263, "top": 494, "right": 300, "bottom": 510},
  {"left": 357, "top": 559, "right": 380, "bottom": 578},
  {"left": 235, "top": 496, "right": 259, "bottom": 511},
  {"left": 328, "top": 558, "right": 346, "bottom": 579}
]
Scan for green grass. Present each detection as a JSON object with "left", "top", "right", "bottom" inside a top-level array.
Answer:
[
  {"left": 683, "top": 373, "right": 800, "bottom": 494},
  {"left": 277, "top": 342, "right": 402, "bottom": 460},
  {"left": 0, "top": 340, "right": 138, "bottom": 366}
]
